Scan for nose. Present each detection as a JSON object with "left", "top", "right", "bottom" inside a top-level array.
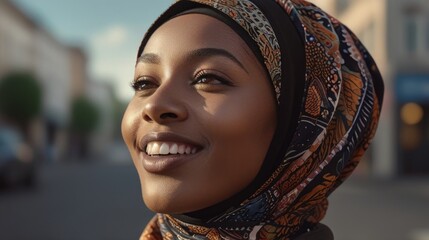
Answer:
[{"left": 142, "top": 85, "right": 188, "bottom": 124}]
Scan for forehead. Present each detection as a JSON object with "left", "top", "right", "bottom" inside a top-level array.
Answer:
[{"left": 142, "top": 13, "right": 254, "bottom": 61}]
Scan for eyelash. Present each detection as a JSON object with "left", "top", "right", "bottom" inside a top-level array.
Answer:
[
  {"left": 130, "top": 70, "right": 233, "bottom": 92},
  {"left": 192, "top": 70, "right": 233, "bottom": 86},
  {"left": 130, "top": 77, "right": 157, "bottom": 92}
]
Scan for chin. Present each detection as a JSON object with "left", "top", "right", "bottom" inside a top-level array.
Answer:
[
  {"left": 143, "top": 195, "right": 190, "bottom": 214},
  {"left": 139, "top": 173, "right": 213, "bottom": 214},
  {"left": 141, "top": 187, "right": 211, "bottom": 214},
  {"left": 141, "top": 186, "right": 187, "bottom": 214}
]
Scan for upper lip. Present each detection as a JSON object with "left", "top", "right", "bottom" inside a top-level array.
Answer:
[{"left": 137, "top": 132, "right": 203, "bottom": 153}]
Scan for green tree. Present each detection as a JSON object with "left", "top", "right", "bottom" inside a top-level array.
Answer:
[
  {"left": 0, "top": 72, "right": 42, "bottom": 127},
  {"left": 70, "top": 96, "right": 100, "bottom": 134},
  {"left": 69, "top": 96, "right": 100, "bottom": 159}
]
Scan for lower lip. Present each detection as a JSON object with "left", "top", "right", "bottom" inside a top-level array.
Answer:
[{"left": 139, "top": 151, "right": 200, "bottom": 173}]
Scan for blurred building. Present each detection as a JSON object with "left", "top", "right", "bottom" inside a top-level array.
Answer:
[
  {"left": 0, "top": 0, "right": 36, "bottom": 75},
  {"left": 69, "top": 46, "right": 88, "bottom": 98},
  {"left": 310, "top": 0, "right": 429, "bottom": 177},
  {"left": 0, "top": 0, "right": 116, "bottom": 162},
  {"left": 0, "top": 0, "right": 71, "bottom": 160},
  {"left": 86, "top": 80, "right": 115, "bottom": 159}
]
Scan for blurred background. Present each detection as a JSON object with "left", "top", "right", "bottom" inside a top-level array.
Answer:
[{"left": 0, "top": 0, "right": 428, "bottom": 239}]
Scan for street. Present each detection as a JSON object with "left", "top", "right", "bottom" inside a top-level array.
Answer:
[
  {"left": 325, "top": 175, "right": 429, "bottom": 240},
  {"left": 0, "top": 161, "right": 153, "bottom": 240},
  {"left": 1, "top": 161, "right": 429, "bottom": 240}
]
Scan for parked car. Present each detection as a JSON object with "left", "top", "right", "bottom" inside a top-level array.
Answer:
[{"left": 0, "top": 126, "right": 36, "bottom": 188}]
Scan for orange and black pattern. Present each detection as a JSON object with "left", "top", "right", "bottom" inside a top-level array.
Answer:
[
  {"left": 141, "top": 0, "right": 383, "bottom": 239},
  {"left": 191, "top": 0, "right": 283, "bottom": 102}
]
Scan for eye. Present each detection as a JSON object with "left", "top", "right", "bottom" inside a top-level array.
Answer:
[
  {"left": 130, "top": 77, "right": 158, "bottom": 92},
  {"left": 192, "top": 70, "right": 233, "bottom": 87}
]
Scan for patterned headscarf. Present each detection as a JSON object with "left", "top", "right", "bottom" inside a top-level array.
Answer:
[{"left": 138, "top": 0, "right": 384, "bottom": 239}]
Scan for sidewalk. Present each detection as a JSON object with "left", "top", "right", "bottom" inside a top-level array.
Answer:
[{"left": 324, "top": 175, "right": 429, "bottom": 240}]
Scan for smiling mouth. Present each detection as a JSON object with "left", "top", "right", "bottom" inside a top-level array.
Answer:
[{"left": 146, "top": 141, "right": 199, "bottom": 156}]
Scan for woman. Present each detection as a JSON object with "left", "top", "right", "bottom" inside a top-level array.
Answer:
[{"left": 122, "top": 0, "right": 384, "bottom": 239}]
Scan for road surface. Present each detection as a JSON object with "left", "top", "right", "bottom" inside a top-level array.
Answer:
[{"left": 1, "top": 161, "right": 429, "bottom": 240}]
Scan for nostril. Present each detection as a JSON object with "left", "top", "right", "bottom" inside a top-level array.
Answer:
[
  {"left": 142, "top": 112, "right": 180, "bottom": 122},
  {"left": 143, "top": 115, "right": 152, "bottom": 122},
  {"left": 160, "top": 112, "right": 178, "bottom": 119}
]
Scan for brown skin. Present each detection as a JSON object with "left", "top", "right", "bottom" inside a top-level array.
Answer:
[{"left": 121, "top": 14, "right": 277, "bottom": 214}]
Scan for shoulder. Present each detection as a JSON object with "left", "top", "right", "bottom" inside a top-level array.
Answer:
[{"left": 293, "top": 223, "right": 334, "bottom": 240}]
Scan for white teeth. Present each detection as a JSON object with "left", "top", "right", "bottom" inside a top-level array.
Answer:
[
  {"left": 146, "top": 144, "right": 152, "bottom": 155},
  {"left": 152, "top": 142, "right": 160, "bottom": 155},
  {"left": 170, "top": 144, "right": 178, "bottom": 154},
  {"left": 145, "top": 142, "right": 198, "bottom": 155},
  {"left": 159, "top": 143, "right": 169, "bottom": 155},
  {"left": 178, "top": 145, "right": 185, "bottom": 154}
]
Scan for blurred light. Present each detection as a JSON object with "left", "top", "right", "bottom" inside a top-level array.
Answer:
[{"left": 401, "top": 102, "right": 424, "bottom": 125}]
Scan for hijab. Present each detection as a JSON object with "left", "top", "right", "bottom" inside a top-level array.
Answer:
[{"left": 137, "top": 0, "right": 384, "bottom": 239}]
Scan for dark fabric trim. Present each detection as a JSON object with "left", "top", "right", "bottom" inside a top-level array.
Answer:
[
  {"left": 248, "top": 0, "right": 306, "bottom": 197},
  {"left": 137, "top": 1, "right": 202, "bottom": 59}
]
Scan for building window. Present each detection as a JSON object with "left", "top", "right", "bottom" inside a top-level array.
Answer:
[
  {"left": 396, "top": 75, "right": 429, "bottom": 174},
  {"left": 405, "top": 18, "right": 418, "bottom": 53},
  {"left": 403, "top": 3, "right": 428, "bottom": 55},
  {"left": 399, "top": 102, "right": 429, "bottom": 174}
]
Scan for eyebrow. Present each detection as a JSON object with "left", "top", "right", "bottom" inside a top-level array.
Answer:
[
  {"left": 137, "top": 48, "right": 248, "bottom": 73},
  {"left": 137, "top": 53, "right": 160, "bottom": 64}
]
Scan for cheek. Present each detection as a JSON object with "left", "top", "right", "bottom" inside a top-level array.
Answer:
[
  {"left": 121, "top": 103, "right": 136, "bottom": 145},
  {"left": 196, "top": 88, "right": 277, "bottom": 184},
  {"left": 201, "top": 90, "right": 276, "bottom": 145},
  {"left": 121, "top": 102, "right": 142, "bottom": 165}
]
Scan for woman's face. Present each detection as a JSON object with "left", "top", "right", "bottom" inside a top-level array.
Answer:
[{"left": 122, "top": 13, "right": 276, "bottom": 214}]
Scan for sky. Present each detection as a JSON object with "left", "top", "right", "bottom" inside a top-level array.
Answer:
[{"left": 11, "top": 0, "right": 173, "bottom": 101}]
